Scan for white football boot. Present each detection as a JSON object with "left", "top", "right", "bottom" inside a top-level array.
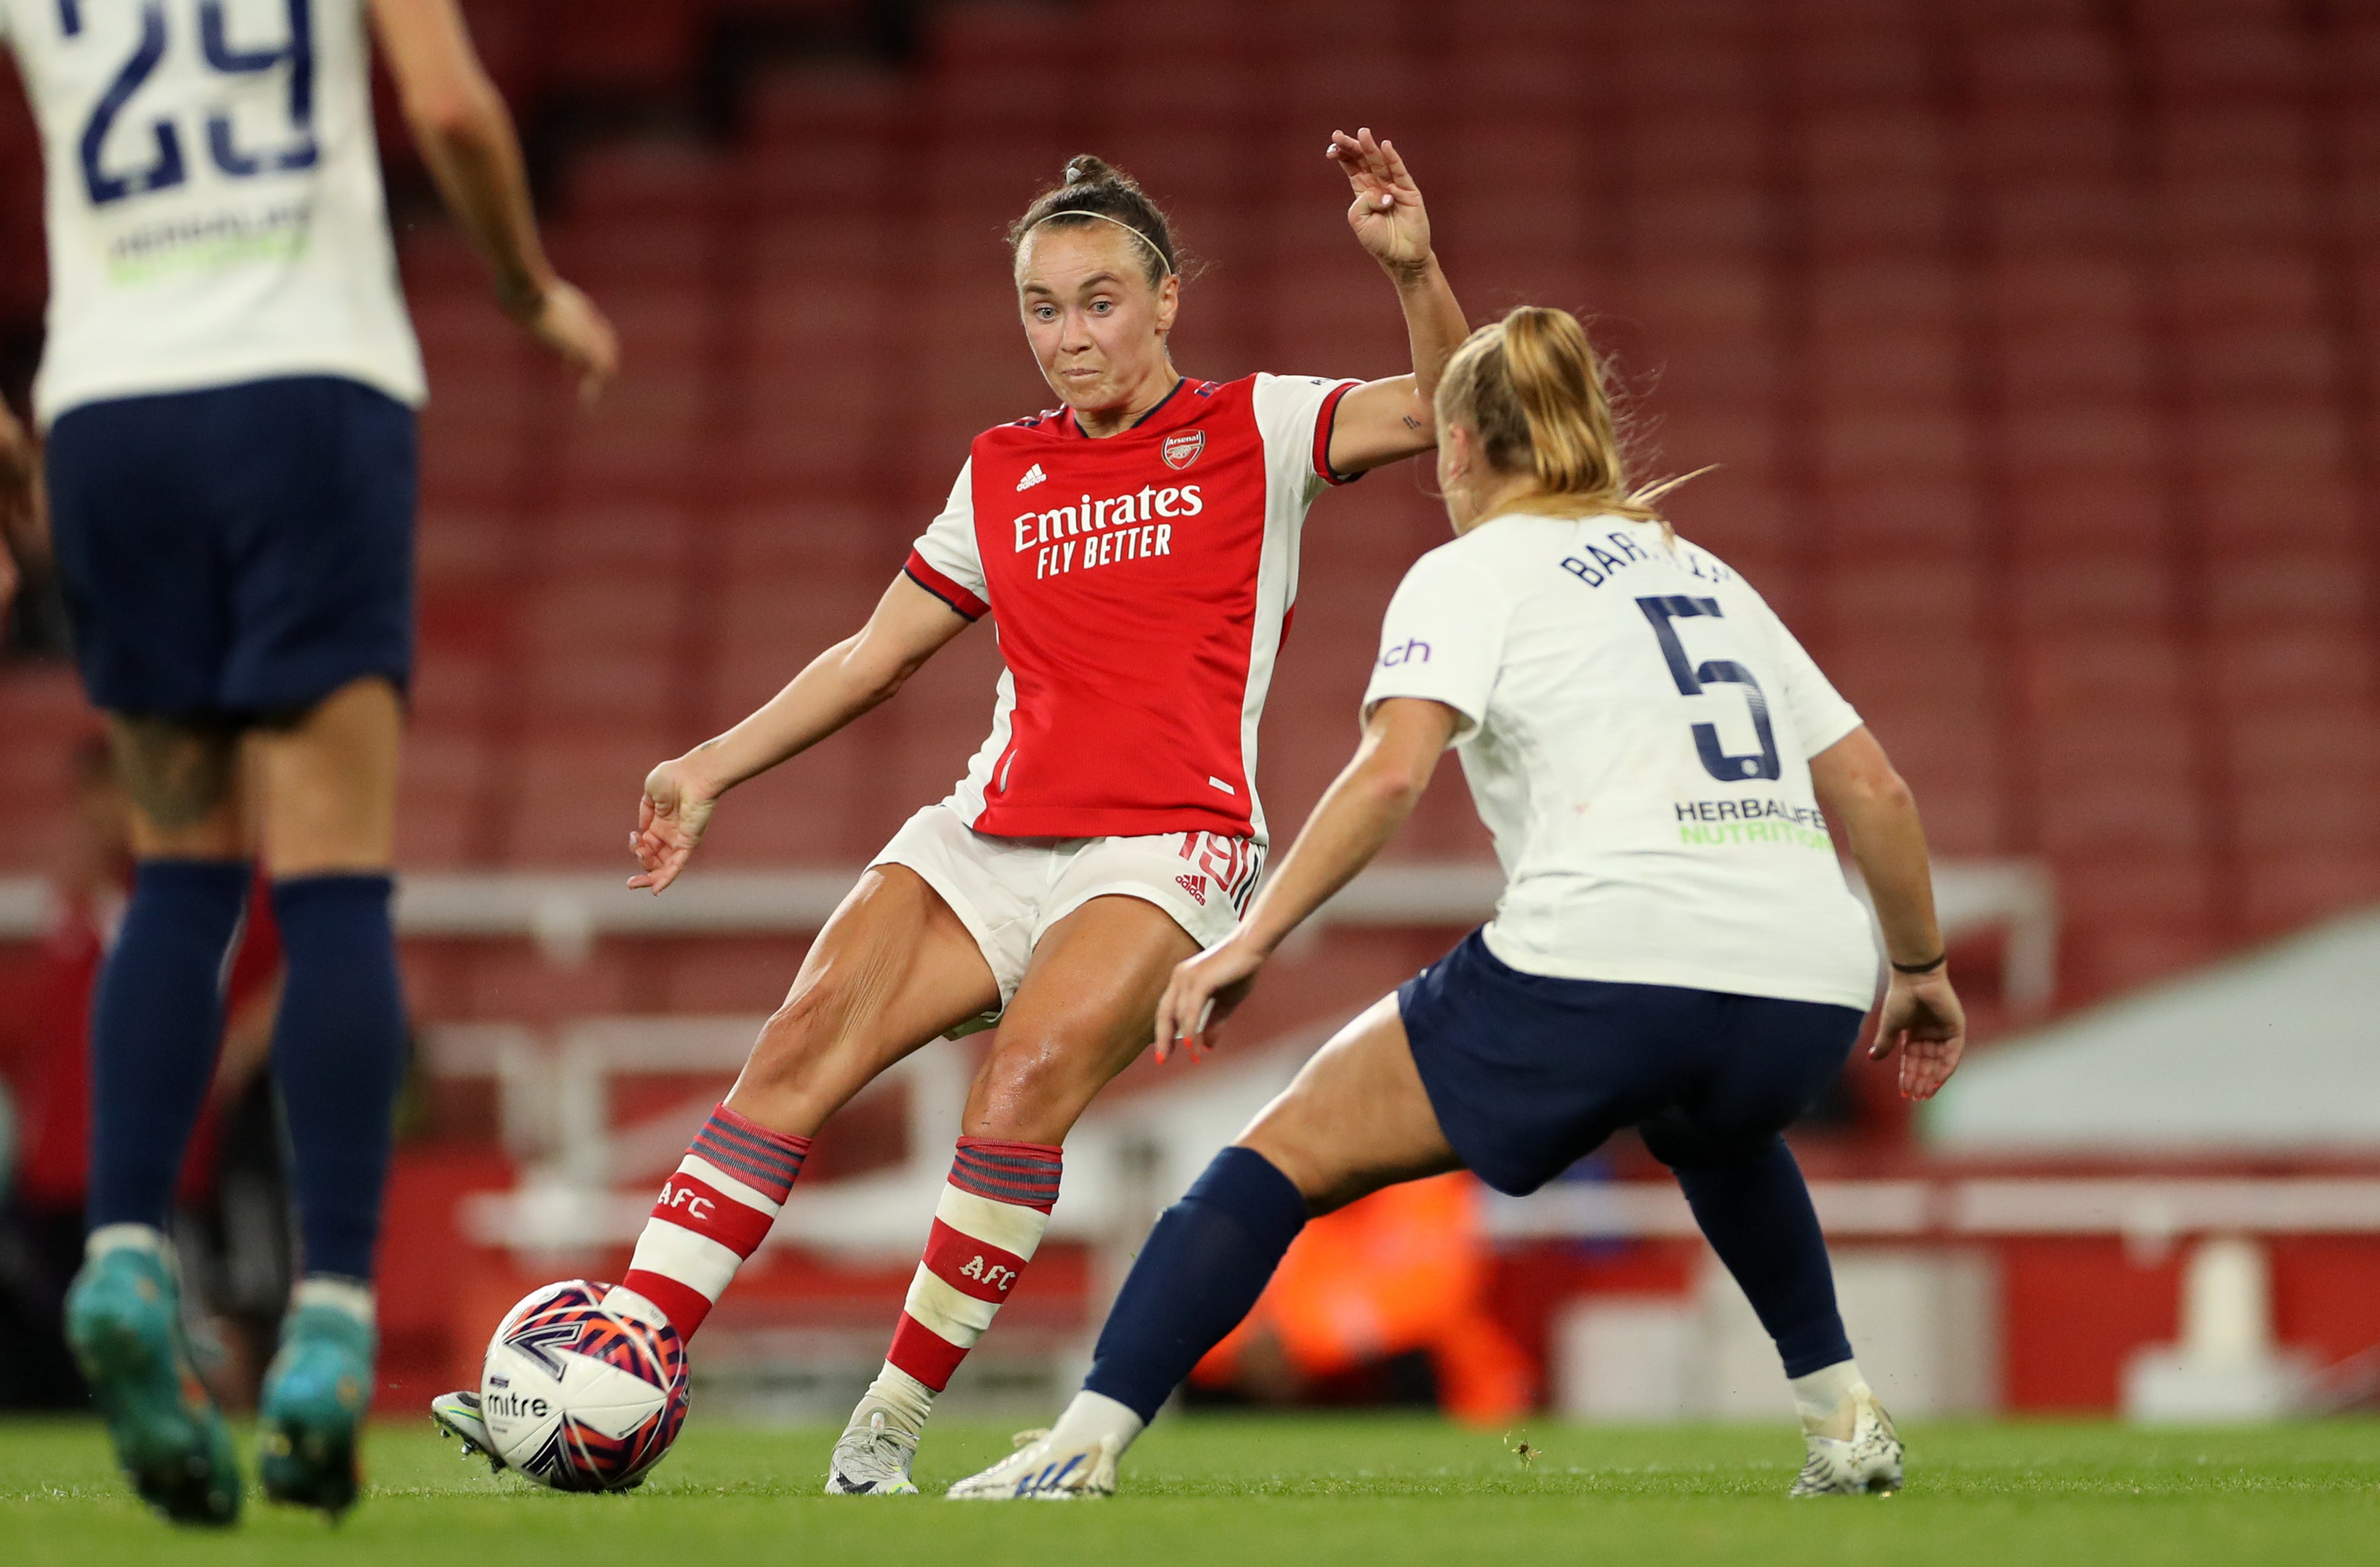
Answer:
[
  {"left": 825, "top": 1403, "right": 921, "bottom": 1495},
  {"left": 946, "top": 1428, "right": 1120, "bottom": 1500},
  {"left": 429, "top": 1389, "right": 505, "bottom": 1473},
  {"left": 1788, "top": 1381, "right": 1903, "bottom": 1497},
  {"left": 945, "top": 1391, "right": 1141, "bottom": 1500}
]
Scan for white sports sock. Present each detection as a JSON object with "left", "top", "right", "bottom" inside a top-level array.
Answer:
[
  {"left": 1045, "top": 1389, "right": 1146, "bottom": 1458},
  {"left": 860, "top": 1362, "right": 937, "bottom": 1433},
  {"left": 86, "top": 1223, "right": 168, "bottom": 1259},
  {"left": 292, "top": 1276, "right": 376, "bottom": 1326},
  {"left": 1790, "top": 1359, "right": 1868, "bottom": 1435}
]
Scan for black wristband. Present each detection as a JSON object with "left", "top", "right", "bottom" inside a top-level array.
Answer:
[{"left": 1890, "top": 952, "right": 1947, "bottom": 975}]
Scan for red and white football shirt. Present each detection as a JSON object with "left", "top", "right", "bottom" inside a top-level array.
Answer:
[{"left": 903, "top": 373, "right": 1358, "bottom": 842}]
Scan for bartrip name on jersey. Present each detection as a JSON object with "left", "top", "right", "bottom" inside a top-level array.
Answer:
[
  {"left": 1013, "top": 483, "right": 1202, "bottom": 581},
  {"left": 1559, "top": 529, "right": 1736, "bottom": 591},
  {"left": 1675, "top": 796, "right": 1832, "bottom": 851}
]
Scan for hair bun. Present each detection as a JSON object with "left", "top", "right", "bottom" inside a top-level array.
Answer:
[{"left": 1063, "top": 154, "right": 1114, "bottom": 186}]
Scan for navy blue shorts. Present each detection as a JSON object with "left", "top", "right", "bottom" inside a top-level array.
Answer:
[
  {"left": 1398, "top": 929, "right": 1865, "bottom": 1196},
  {"left": 48, "top": 375, "right": 418, "bottom": 720}
]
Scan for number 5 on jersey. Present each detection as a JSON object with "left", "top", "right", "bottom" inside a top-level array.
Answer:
[{"left": 1635, "top": 595, "right": 1783, "bottom": 784}]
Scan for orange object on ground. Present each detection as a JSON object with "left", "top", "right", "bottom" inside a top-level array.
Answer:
[{"left": 1192, "top": 1170, "right": 1532, "bottom": 1424}]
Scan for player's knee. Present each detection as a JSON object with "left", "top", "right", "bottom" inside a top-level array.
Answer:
[
  {"left": 966, "top": 1038, "right": 1095, "bottom": 1141},
  {"left": 743, "top": 983, "right": 859, "bottom": 1087},
  {"left": 109, "top": 715, "right": 241, "bottom": 834},
  {"left": 1232, "top": 1126, "right": 1342, "bottom": 1216}
]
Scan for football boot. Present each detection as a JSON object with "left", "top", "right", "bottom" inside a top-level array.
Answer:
[
  {"left": 946, "top": 1426, "right": 1120, "bottom": 1501},
  {"left": 430, "top": 1389, "right": 507, "bottom": 1472},
  {"left": 825, "top": 1401, "right": 921, "bottom": 1495},
  {"left": 1789, "top": 1382, "right": 1904, "bottom": 1497},
  {"left": 64, "top": 1237, "right": 243, "bottom": 1526},
  {"left": 258, "top": 1302, "right": 375, "bottom": 1516}
]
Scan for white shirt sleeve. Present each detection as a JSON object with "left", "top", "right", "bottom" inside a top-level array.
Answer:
[
  {"left": 1361, "top": 545, "right": 1513, "bottom": 743},
  {"left": 1250, "top": 372, "right": 1364, "bottom": 507},
  {"left": 902, "top": 460, "right": 988, "bottom": 619},
  {"left": 1756, "top": 598, "right": 1864, "bottom": 757}
]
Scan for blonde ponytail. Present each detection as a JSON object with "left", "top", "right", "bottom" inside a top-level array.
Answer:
[{"left": 1435, "top": 306, "right": 1695, "bottom": 530}]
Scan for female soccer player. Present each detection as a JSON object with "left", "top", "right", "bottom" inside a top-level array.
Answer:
[
  {"left": 433, "top": 133, "right": 1471, "bottom": 1494},
  {"left": 0, "top": 0, "right": 614, "bottom": 1525},
  {"left": 951, "top": 306, "right": 1968, "bottom": 1500}
]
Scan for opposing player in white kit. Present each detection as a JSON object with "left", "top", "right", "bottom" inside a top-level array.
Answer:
[
  {"left": 430, "top": 135, "right": 1471, "bottom": 1495},
  {"left": 955, "top": 306, "right": 1966, "bottom": 1499},
  {"left": 0, "top": 0, "right": 613, "bottom": 1523}
]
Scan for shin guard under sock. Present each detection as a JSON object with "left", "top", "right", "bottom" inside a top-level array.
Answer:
[
  {"left": 271, "top": 874, "right": 409, "bottom": 1282},
  {"left": 881, "top": 1137, "right": 1063, "bottom": 1398},
  {"left": 86, "top": 860, "right": 251, "bottom": 1233},
  {"left": 622, "top": 1103, "right": 811, "bottom": 1337},
  {"left": 1674, "top": 1136, "right": 1854, "bottom": 1377},
  {"left": 1082, "top": 1145, "right": 1308, "bottom": 1424}
]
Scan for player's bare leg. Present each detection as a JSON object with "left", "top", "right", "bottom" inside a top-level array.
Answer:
[
  {"left": 1234, "top": 995, "right": 1463, "bottom": 1214},
  {"left": 724, "top": 864, "right": 1001, "bottom": 1139},
  {"left": 617, "top": 865, "right": 994, "bottom": 1490},
  {"left": 247, "top": 677, "right": 402, "bottom": 876},
  {"left": 953, "top": 995, "right": 1455, "bottom": 1498},
  {"left": 438, "top": 866, "right": 997, "bottom": 1472},
  {"left": 962, "top": 893, "right": 1199, "bottom": 1142},
  {"left": 836, "top": 895, "right": 1194, "bottom": 1495},
  {"left": 643, "top": 865, "right": 1000, "bottom": 1339}
]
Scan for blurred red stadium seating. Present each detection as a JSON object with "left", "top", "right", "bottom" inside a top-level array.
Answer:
[{"left": 3, "top": 0, "right": 2377, "bottom": 1016}]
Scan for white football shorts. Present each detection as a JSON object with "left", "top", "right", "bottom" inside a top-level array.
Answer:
[{"left": 870, "top": 803, "right": 1265, "bottom": 1029}]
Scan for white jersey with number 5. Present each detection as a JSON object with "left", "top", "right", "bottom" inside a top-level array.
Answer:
[
  {"left": 1362, "top": 511, "right": 1880, "bottom": 1011},
  {"left": 0, "top": 0, "right": 423, "bottom": 424}
]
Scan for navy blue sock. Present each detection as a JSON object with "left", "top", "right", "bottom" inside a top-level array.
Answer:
[
  {"left": 269, "top": 874, "right": 407, "bottom": 1282},
  {"left": 1083, "top": 1146, "right": 1308, "bottom": 1423},
  {"left": 86, "top": 860, "right": 253, "bottom": 1232},
  {"left": 1673, "top": 1136, "right": 1853, "bottom": 1377}
]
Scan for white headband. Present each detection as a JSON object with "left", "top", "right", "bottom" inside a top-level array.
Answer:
[{"left": 1022, "top": 208, "right": 1172, "bottom": 277}]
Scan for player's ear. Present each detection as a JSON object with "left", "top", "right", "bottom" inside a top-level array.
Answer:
[
  {"left": 1153, "top": 272, "right": 1180, "bottom": 338},
  {"left": 1440, "top": 421, "right": 1476, "bottom": 480}
]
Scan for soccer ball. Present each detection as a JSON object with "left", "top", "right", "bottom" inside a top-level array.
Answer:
[{"left": 479, "top": 1280, "right": 689, "bottom": 1491}]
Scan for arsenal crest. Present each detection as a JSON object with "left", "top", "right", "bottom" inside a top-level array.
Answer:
[{"left": 1162, "top": 430, "right": 1205, "bottom": 470}]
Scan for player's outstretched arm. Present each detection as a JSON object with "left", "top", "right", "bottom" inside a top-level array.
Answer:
[
  {"left": 628, "top": 576, "right": 972, "bottom": 893},
  {"left": 370, "top": 0, "right": 618, "bottom": 404},
  {"left": 1810, "top": 727, "right": 1967, "bottom": 1101},
  {"left": 1322, "top": 127, "right": 1469, "bottom": 477},
  {"left": 1155, "top": 697, "right": 1460, "bottom": 1060}
]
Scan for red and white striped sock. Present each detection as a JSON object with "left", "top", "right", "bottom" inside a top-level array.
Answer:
[
  {"left": 866, "top": 1137, "right": 1062, "bottom": 1423},
  {"left": 619, "top": 1103, "right": 810, "bottom": 1339}
]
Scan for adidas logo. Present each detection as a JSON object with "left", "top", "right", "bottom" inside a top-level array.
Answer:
[
  {"left": 1176, "top": 873, "right": 1209, "bottom": 906},
  {"left": 1016, "top": 463, "right": 1047, "bottom": 492}
]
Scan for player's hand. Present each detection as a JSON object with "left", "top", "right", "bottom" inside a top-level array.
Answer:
[
  {"left": 1330, "top": 127, "right": 1431, "bottom": 277},
  {"left": 1154, "top": 932, "right": 1267, "bottom": 1064},
  {"left": 512, "top": 275, "right": 618, "bottom": 407},
  {"left": 628, "top": 757, "right": 719, "bottom": 894},
  {"left": 1868, "top": 967, "right": 1966, "bottom": 1101}
]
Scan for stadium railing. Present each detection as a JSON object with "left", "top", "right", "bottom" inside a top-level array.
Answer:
[{"left": 0, "top": 855, "right": 2062, "bottom": 1009}]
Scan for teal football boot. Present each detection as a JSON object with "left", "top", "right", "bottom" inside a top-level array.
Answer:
[
  {"left": 258, "top": 1297, "right": 376, "bottom": 1517},
  {"left": 64, "top": 1235, "right": 243, "bottom": 1526}
]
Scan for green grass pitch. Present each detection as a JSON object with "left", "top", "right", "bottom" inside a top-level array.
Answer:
[{"left": 3, "top": 1415, "right": 2375, "bottom": 1566}]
